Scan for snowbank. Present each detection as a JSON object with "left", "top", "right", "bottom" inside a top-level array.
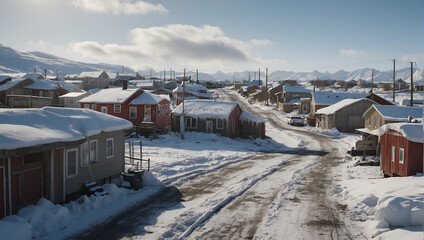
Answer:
[
  {"left": 0, "top": 172, "right": 165, "bottom": 239},
  {"left": 334, "top": 161, "right": 424, "bottom": 239}
]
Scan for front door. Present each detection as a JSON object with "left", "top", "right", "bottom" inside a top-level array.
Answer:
[
  {"left": 206, "top": 120, "right": 213, "bottom": 133},
  {"left": 144, "top": 105, "right": 151, "bottom": 122}
]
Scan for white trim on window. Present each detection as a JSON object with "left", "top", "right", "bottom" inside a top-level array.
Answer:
[
  {"left": 89, "top": 140, "right": 98, "bottom": 163},
  {"left": 399, "top": 148, "right": 404, "bottom": 164},
  {"left": 106, "top": 138, "right": 114, "bottom": 159},
  {"left": 129, "top": 107, "right": 137, "bottom": 119},
  {"left": 114, "top": 104, "right": 121, "bottom": 113},
  {"left": 391, "top": 145, "right": 395, "bottom": 162},
  {"left": 101, "top": 106, "right": 107, "bottom": 114},
  {"left": 66, "top": 148, "right": 78, "bottom": 178},
  {"left": 216, "top": 118, "right": 224, "bottom": 129}
]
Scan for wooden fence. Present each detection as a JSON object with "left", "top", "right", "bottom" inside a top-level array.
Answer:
[{"left": 125, "top": 141, "right": 150, "bottom": 171}]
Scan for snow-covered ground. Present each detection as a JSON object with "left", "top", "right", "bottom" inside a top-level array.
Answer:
[{"left": 1, "top": 88, "right": 422, "bottom": 239}]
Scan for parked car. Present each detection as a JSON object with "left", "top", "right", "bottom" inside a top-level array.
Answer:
[{"left": 288, "top": 116, "right": 305, "bottom": 126}]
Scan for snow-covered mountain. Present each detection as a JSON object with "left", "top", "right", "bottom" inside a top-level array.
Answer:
[
  {"left": 0, "top": 44, "right": 422, "bottom": 84},
  {"left": 0, "top": 44, "right": 134, "bottom": 77}
]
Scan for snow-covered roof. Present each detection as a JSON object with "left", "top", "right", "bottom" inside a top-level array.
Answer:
[
  {"left": 356, "top": 127, "right": 379, "bottom": 136},
  {"left": 0, "top": 78, "right": 30, "bottom": 91},
  {"left": 79, "top": 87, "right": 139, "bottom": 103},
  {"left": 379, "top": 123, "right": 423, "bottom": 143},
  {"left": 365, "top": 105, "right": 423, "bottom": 122},
  {"left": 312, "top": 91, "right": 369, "bottom": 105},
  {"left": 59, "top": 81, "right": 79, "bottom": 91},
  {"left": 0, "top": 75, "right": 12, "bottom": 82},
  {"left": 59, "top": 91, "right": 89, "bottom": 98},
  {"left": 130, "top": 79, "right": 155, "bottom": 88},
  {"left": 23, "top": 79, "right": 60, "bottom": 90},
  {"left": 0, "top": 107, "right": 132, "bottom": 151},
  {"left": 316, "top": 98, "right": 372, "bottom": 115},
  {"left": 22, "top": 73, "right": 44, "bottom": 80},
  {"left": 173, "top": 83, "right": 211, "bottom": 98},
  {"left": 130, "top": 91, "right": 169, "bottom": 105},
  {"left": 172, "top": 100, "right": 238, "bottom": 118},
  {"left": 240, "top": 111, "right": 266, "bottom": 123},
  {"left": 283, "top": 85, "right": 311, "bottom": 93},
  {"left": 77, "top": 71, "right": 106, "bottom": 78}
]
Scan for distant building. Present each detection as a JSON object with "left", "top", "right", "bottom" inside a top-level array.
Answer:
[{"left": 77, "top": 71, "right": 109, "bottom": 90}]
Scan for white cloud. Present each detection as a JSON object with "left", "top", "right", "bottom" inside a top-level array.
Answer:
[
  {"left": 249, "top": 39, "right": 271, "bottom": 46},
  {"left": 69, "top": 24, "right": 286, "bottom": 71},
  {"left": 69, "top": 0, "right": 168, "bottom": 15},
  {"left": 339, "top": 48, "right": 367, "bottom": 57},
  {"left": 399, "top": 54, "right": 424, "bottom": 63}
]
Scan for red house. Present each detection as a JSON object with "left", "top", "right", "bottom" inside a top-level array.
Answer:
[
  {"left": 79, "top": 86, "right": 171, "bottom": 132},
  {"left": 379, "top": 123, "right": 423, "bottom": 177}
]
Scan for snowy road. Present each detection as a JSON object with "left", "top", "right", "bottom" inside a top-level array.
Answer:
[{"left": 69, "top": 89, "right": 352, "bottom": 240}]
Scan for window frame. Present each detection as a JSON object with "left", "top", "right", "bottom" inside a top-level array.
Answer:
[
  {"left": 158, "top": 105, "right": 162, "bottom": 116},
  {"left": 165, "top": 105, "right": 169, "bottom": 116},
  {"left": 129, "top": 106, "right": 137, "bottom": 119},
  {"left": 391, "top": 145, "right": 396, "bottom": 162},
  {"left": 114, "top": 104, "right": 121, "bottom": 113},
  {"left": 106, "top": 138, "right": 114, "bottom": 159},
  {"left": 80, "top": 141, "right": 89, "bottom": 167},
  {"left": 185, "top": 117, "right": 197, "bottom": 129},
  {"left": 216, "top": 118, "right": 224, "bottom": 129},
  {"left": 89, "top": 139, "right": 98, "bottom": 163},
  {"left": 399, "top": 148, "right": 404, "bottom": 164},
  {"left": 66, "top": 148, "right": 78, "bottom": 178},
  {"left": 84, "top": 104, "right": 90, "bottom": 109}
]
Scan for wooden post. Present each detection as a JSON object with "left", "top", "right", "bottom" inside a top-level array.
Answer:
[
  {"left": 128, "top": 142, "right": 131, "bottom": 164},
  {"left": 139, "top": 141, "right": 142, "bottom": 160},
  {"left": 148, "top": 158, "right": 150, "bottom": 171},
  {"left": 137, "top": 161, "right": 139, "bottom": 171}
]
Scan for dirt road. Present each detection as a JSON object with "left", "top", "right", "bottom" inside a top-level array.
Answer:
[{"left": 69, "top": 89, "right": 352, "bottom": 240}]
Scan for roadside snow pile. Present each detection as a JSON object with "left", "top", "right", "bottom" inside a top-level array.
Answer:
[
  {"left": 0, "top": 172, "right": 165, "bottom": 239},
  {"left": 334, "top": 163, "right": 424, "bottom": 239}
]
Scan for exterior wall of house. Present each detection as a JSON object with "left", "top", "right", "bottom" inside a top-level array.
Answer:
[
  {"left": 380, "top": 132, "right": 423, "bottom": 177},
  {"left": 227, "top": 105, "right": 242, "bottom": 138},
  {"left": 283, "top": 92, "right": 310, "bottom": 103},
  {"left": 334, "top": 100, "right": 374, "bottom": 132},
  {"left": 299, "top": 99, "right": 310, "bottom": 114},
  {"left": 63, "top": 130, "right": 125, "bottom": 200},
  {"left": 363, "top": 108, "right": 385, "bottom": 130},
  {"left": 80, "top": 72, "right": 109, "bottom": 90},
  {"left": 154, "top": 99, "right": 172, "bottom": 132}
]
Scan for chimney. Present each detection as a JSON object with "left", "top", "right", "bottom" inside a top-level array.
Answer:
[{"left": 123, "top": 80, "right": 128, "bottom": 90}]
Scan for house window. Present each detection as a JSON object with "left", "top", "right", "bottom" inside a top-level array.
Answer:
[
  {"left": 185, "top": 117, "right": 197, "bottom": 129},
  {"left": 158, "top": 105, "right": 162, "bottom": 116},
  {"left": 66, "top": 148, "right": 78, "bottom": 178},
  {"left": 391, "top": 145, "right": 395, "bottom": 162},
  {"left": 145, "top": 105, "right": 150, "bottom": 115},
  {"left": 374, "top": 116, "right": 377, "bottom": 128},
  {"left": 216, "top": 119, "right": 223, "bottom": 129},
  {"left": 101, "top": 106, "right": 107, "bottom": 113},
  {"left": 90, "top": 140, "right": 98, "bottom": 163},
  {"left": 84, "top": 104, "right": 90, "bottom": 109},
  {"left": 165, "top": 105, "right": 169, "bottom": 115},
  {"left": 379, "top": 118, "right": 382, "bottom": 127},
  {"left": 106, "top": 138, "right": 114, "bottom": 158},
  {"left": 81, "top": 142, "right": 89, "bottom": 167},
  {"left": 91, "top": 104, "right": 96, "bottom": 110},
  {"left": 114, "top": 104, "right": 121, "bottom": 113},
  {"left": 129, "top": 107, "right": 137, "bottom": 118},
  {"left": 328, "top": 116, "right": 332, "bottom": 127},
  {"left": 399, "top": 148, "right": 404, "bottom": 164},
  {"left": 368, "top": 117, "right": 371, "bottom": 126}
]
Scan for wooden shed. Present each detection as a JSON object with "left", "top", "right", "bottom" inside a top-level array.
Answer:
[{"left": 379, "top": 123, "right": 423, "bottom": 177}]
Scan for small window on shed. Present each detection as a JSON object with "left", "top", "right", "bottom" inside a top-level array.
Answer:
[
  {"left": 399, "top": 148, "right": 404, "bottom": 164},
  {"left": 216, "top": 119, "right": 223, "bottom": 129}
]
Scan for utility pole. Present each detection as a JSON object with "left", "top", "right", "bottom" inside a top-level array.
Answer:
[
  {"left": 164, "top": 69, "right": 166, "bottom": 83},
  {"left": 266, "top": 67, "right": 268, "bottom": 105},
  {"left": 180, "top": 68, "right": 186, "bottom": 139},
  {"left": 410, "top": 62, "right": 414, "bottom": 107},
  {"left": 122, "top": 66, "right": 124, "bottom": 74},
  {"left": 196, "top": 69, "right": 199, "bottom": 84},
  {"left": 170, "top": 69, "right": 172, "bottom": 81},
  {"left": 259, "top": 68, "right": 261, "bottom": 84},
  {"left": 44, "top": 69, "right": 47, "bottom": 78},
  {"left": 150, "top": 69, "right": 152, "bottom": 79},
  {"left": 392, "top": 59, "right": 396, "bottom": 102},
  {"left": 371, "top": 69, "right": 374, "bottom": 93}
]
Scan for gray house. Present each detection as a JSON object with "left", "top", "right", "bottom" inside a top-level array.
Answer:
[
  {"left": 77, "top": 71, "right": 109, "bottom": 90},
  {"left": 0, "top": 107, "right": 132, "bottom": 217},
  {"left": 315, "top": 98, "right": 377, "bottom": 132}
]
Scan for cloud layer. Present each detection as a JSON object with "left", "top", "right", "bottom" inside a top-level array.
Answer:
[
  {"left": 70, "top": 24, "right": 283, "bottom": 71},
  {"left": 69, "top": 0, "right": 168, "bottom": 15},
  {"left": 339, "top": 48, "right": 367, "bottom": 57}
]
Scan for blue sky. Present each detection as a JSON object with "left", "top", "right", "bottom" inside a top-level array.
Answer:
[{"left": 0, "top": 0, "right": 423, "bottom": 73}]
